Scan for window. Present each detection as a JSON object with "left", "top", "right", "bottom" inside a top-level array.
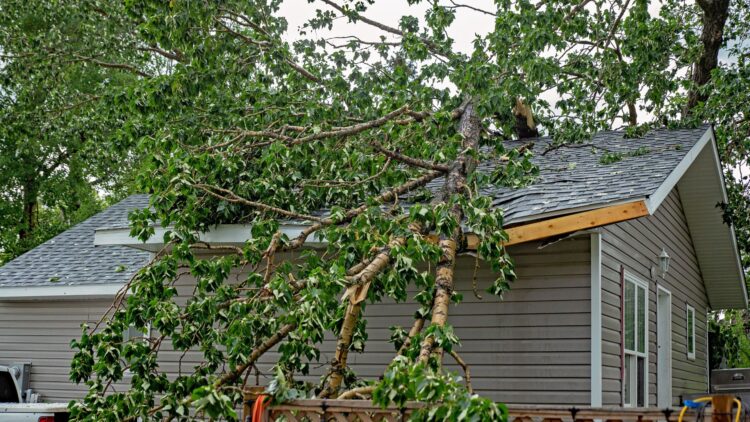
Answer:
[
  {"left": 123, "top": 324, "right": 152, "bottom": 374},
  {"left": 624, "top": 273, "right": 648, "bottom": 407},
  {"left": 123, "top": 323, "right": 151, "bottom": 343},
  {"left": 686, "top": 305, "right": 696, "bottom": 360}
]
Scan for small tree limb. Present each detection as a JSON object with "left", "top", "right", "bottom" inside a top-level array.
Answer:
[
  {"left": 448, "top": 349, "right": 473, "bottom": 393},
  {"left": 370, "top": 140, "right": 450, "bottom": 172},
  {"left": 337, "top": 385, "right": 375, "bottom": 400}
]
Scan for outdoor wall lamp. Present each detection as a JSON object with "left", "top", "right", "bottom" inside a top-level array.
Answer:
[{"left": 659, "top": 248, "right": 670, "bottom": 277}]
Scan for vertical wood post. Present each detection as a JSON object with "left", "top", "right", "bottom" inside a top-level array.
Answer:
[
  {"left": 241, "top": 387, "right": 266, "bottom": 422},
  {"left": 712, "top": 395, "right": 735, "bottom": 422}
]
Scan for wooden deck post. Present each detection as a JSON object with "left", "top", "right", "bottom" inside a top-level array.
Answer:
[
  {"left": 712, "top": 395, "right": 735, "bottom": 422},
  {"left": 242, "top": 386, "right": 267, "bottom": 422}
]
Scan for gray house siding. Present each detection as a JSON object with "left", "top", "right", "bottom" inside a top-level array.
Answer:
[
  {"left": 0, "top": 299, "right": 112, "bottom": 402},
  {"left": 255, "top": 236, "right": 592, "bottom": 404},
  {"left": 601, "top": 188, "right": 709, "bottom": 406},
  {"left": 0, "top": 236, "right": 592, "bottom": 405}
]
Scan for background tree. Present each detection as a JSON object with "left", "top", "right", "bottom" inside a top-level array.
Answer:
[
  {"left": 689, "top": 0, "right": 750, "bottom": 368},
  {"left": 0, "top": 0, "right": 148, "bottom": 263},
  {"left": 0, "top": 0, "right": 745, "bottom": 420}
]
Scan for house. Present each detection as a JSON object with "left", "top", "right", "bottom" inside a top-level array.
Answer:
[{"left": 0, "top": 124, "right": 745, "bottom": 408}]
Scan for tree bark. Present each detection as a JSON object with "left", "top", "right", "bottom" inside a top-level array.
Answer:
[
  {"left": 19, "top": 179, "right": 39, "bottom": 240},
  {"left": 319, "top": 300, "right": 362, "bottom": 398},
  {"left": 319, "top": 237, "right": 407, "bottom": 397},
  {"left": 686, "top": 0, "right": 730, "bottom": 113},
  {"left": 627, "top": 102, "right": 638, "bottom": 126},
  {"left": 512, "top": 98, "right": 539, "bottom": 139},
  {"left": 418, "top": 102, "right": 481, "bottom": 363}
]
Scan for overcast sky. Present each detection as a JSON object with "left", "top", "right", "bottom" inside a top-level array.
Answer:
[
  {"left": 276, "top": 1, "right": 748, "bottom": 178},
  {"left": 278, "top": 1, "right": 498, "bottom": 52}
]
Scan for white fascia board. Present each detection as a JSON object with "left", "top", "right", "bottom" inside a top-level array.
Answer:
[
  {"left": 645, "top": 128, "right": 712, "bottom": 214},
  {"left": 95, "top": 224, "right": 323, "bottom": 249},
  {"left": 590, "top": 230, "right": 603, "bottom": 407},
  {"left": 0, "top": 283, "right": 124, "bottom": 301}
]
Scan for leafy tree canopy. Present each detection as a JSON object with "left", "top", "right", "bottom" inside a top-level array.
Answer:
[
  {"left": 1, "top": 0, "right": 748, "bottom": 420},
  {"left": 0, "top": 0, "right": 144, "bottom": 263}
]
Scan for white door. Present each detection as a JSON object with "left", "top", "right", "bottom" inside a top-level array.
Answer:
[{"left": 657, "top": 287, "right": 673, "bottom": 407}]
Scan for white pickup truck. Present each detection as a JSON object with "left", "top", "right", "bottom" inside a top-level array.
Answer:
[{"left": 0, "top": 364, "right": 69, "bottom": 422}]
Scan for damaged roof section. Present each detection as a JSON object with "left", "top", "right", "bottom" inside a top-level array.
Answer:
[{"left": 471, "top": 125, "right": 710, "bottom": 224}]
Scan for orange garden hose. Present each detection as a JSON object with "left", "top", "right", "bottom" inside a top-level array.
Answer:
[{"left": 251, "top": 394, "right": 269, "bottom": 422}]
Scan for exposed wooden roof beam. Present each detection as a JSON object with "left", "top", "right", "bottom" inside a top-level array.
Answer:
[{"left": 465, "top": 200, "right": 649, "bottom": 248}]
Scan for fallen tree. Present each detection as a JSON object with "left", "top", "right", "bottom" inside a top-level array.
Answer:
[{"left": 1, "top": 0, "right": 738, "bottom": 420}]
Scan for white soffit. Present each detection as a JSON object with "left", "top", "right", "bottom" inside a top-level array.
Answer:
[
  {"left": 95, "top": 224, "right": 324, "bottom": 252},
  {"left": 674, "top": 130, "right": 747, "bottom": 309},
  {"left": 0, "top": 283, "right": 124, "bottom": 301},
  {"left": 645, "top": 128, "right": 713, "bottom": 214}
]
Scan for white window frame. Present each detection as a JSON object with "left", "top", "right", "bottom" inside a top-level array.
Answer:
[
  {"left": 123, "top": 323, "right": 152, "bottom": 375},
  {"left": 623, "top": 272, "right": 649, "bottom": 408},
  {"left": 686, "top": 304, "right": 696, "bottom": 360},
  {"left": 123, "top": 323, "right": 152, "bottom": 343}
]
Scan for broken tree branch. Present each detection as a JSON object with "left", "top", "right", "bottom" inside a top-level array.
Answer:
[
  {"left": 370, "top": 140, "right": 451, "bottom": 172},
  {"left": 418, "top": 101, "right": 481, "bottom": 363},
  {"left": 337, "top": 386, "right": 375, "bottom": 400}
]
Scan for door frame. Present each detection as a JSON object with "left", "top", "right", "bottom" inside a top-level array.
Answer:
[{"left": 657, "top": 285, "right": 673, "bottom": 408}]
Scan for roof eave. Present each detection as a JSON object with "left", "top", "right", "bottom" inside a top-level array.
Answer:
[
  {"left": 665, "top": 127, "right": 747, "bottom": 310},
  {"left": 94, "top": 224, "right": 326, "bottom": 252},
  {"left": 0, "top": 283, "right": 124, "bottom": 301}
]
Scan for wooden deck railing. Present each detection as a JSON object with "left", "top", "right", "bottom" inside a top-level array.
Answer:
[{"left": 242, "top": 397, "right": 737, "bottom": 422}]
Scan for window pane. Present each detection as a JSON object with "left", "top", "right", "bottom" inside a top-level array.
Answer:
[
  {"left": 637, "top": 286, "right": 646, "bottom": 354},
  {"left": 637, "top": 356, "right": 646, "bottom": 407},
  {"left": 625, "top": 281, "right": 635, "bottom": 351},
  {"left": 624, "top": 356, "right": 632, "bottom": 406},
  {"left": 124, "top": 325, "right": 148, "bottom": 343},
  {"left": 688, "top": 308, "right": 695, "bottom": 354}
]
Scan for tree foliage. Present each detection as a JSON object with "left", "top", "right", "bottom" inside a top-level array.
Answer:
[
  {"left": 0, "top": 0, "right": 144, "bottom": 263},
  {"left": 1, "top": 0, "right": 749, "bottom": 420},
  {"left": 709, "top": 310, "right": 750, "bottom": 370}
]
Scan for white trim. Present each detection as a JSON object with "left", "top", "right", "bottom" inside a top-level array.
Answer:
[
  {"left": 0, "top": 283, "right": 124, "bottom": 300},
  {"left": 686, "top": 304, "right": 696, "bottom": 360},
  {"left": 95, "top": 224, "right": 325, "bottom": 250},
  {"left": 123, "top": 322, "right": 152, "bottom": 376},
  {"left": 623, "top": 271, "right": 650, "bottom": 407},
  {"left": 590, "top": 231, "right": 603, "bottom": 407},
  {"left": 645, "top": 128, "right": 712, "bottom": 214},
  {"left": 656, "top": 285, "right": 673, "bottom": 408}
]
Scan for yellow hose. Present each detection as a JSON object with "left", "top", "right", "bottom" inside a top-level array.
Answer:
[
  {"left": 733, "top": 398, "right": 741, "bottom": 422},
  {"left": 678, "top": 397, "right": 712, "bottom": 422}
]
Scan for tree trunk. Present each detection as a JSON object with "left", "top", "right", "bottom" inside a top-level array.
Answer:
[
  {"left": 19, "top": 180, "right": 39, "bottom": 240},
  {"left": 686, "top": 0, "right": 730, "bottom": 113},
  {"left": 417, "top": 236, "right": 459, "bottom": 363},
  {"left": 512, "top": 98, "right": 539, "bottom": 139},
  {"left": 627, "top": 102, "right": 638, "bottom": 126},
  {"left": 418, "top": 102, "right": 481, "bottom": 363},
  {"left": 319, "top": 300, "right": 362, "bottom": 397},
  {"left": 319, "top": 237, "right": 407, "bottom": 397}
]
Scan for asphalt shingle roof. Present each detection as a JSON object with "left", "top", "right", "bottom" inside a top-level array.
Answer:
[
  {"left": 470, "top": 124, "right": 709, "bottom": 224},
  {"left": 0, "top": 194, "right": 152, "bottom": 288},
  {"left": 0, "top": 126, "right": 710, "bottom": 289}
]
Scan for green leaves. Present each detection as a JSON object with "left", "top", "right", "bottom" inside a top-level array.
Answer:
[
  {"left": 191, "top": 386, "right": 238, "bottom": 420},
  {"left": 374, "top": 356, "right": 507, "bottom": 421},
  {"left": 32, "top": 0, "right": 749, "bottom": 420}
]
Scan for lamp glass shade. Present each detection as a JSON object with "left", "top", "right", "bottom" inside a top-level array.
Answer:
[{"left": 659, "top": 249, "right": 670, "bottom": 275}]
